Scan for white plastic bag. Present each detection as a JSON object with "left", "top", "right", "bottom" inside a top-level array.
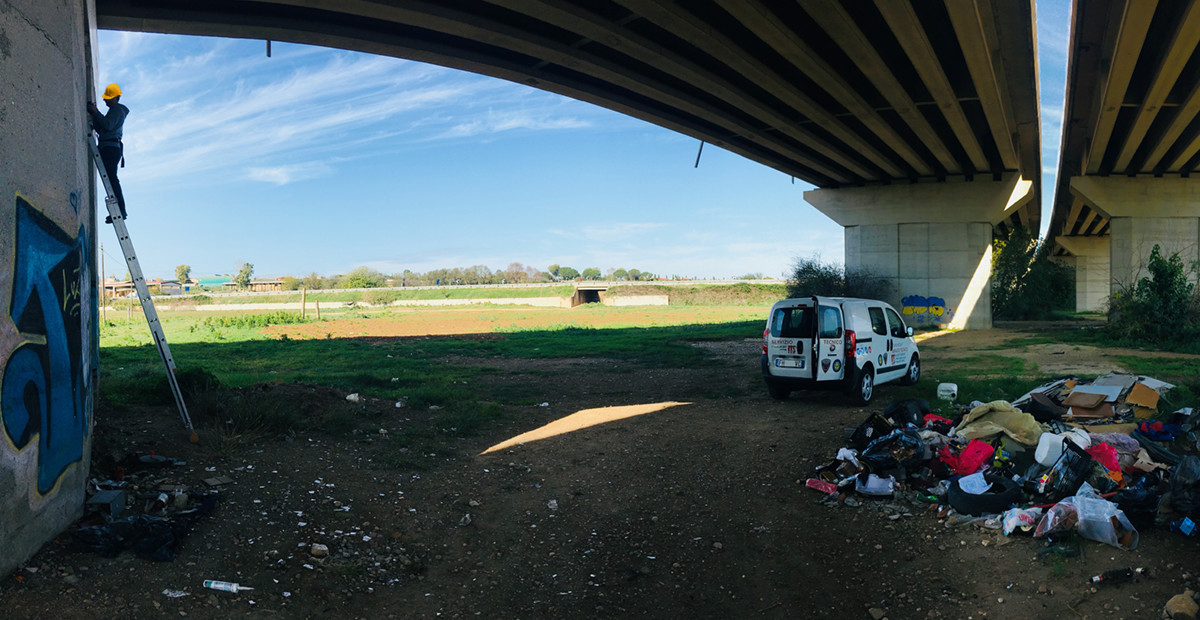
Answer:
[
  {"left": 854, "top": 474, "right": 895, "bottom": 497},
  {"left": 1034, "top": 483, "right": 1139, "bottom": 549},
  {"left": 1001, "top": 506, "right": 1043, "bottom": 535}
]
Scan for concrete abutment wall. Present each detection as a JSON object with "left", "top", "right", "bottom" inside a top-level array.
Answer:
[
  {"left": 0, "top": 0, "right": 97, "bottom": 577},
  {"left": 806, "top": 174, "right": 1034, "bottom": 330},
  {"left": 1054, "top": 235, "right": 1110, "bottom": 313},
  {"left": 1070, "top": 176, "right": 1200, "bottom": 307}
]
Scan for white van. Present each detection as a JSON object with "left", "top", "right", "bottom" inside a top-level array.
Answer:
[{"left": 761, "top": 296, "right": 920, "bottom": 404}]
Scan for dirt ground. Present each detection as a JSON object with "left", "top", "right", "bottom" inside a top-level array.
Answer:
[{"left": 3, "top": 327, "right": 1199, "bottom": 619}]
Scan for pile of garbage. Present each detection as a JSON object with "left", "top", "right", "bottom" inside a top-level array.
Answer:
[
  {"left": 72, "top": 453, "right": 220, "bottom": 561},
  {"left": 809, "top": 374, "right": 1200, "bottom": 551}
]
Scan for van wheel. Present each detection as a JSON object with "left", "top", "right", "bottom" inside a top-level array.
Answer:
[
  {"left": 852, "top": 367, "right": 874, "bottom": 405},
  {"left": 767, "top": 381, "right": 790, "bottom": 401},
  {"left": 900, "top": 355, "right": 920, "bottom": 386}
]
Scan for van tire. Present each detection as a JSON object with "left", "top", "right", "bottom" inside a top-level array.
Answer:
[
  {"left": 900, "top": 355, "right": 920, "bottom": 386},
  {"left": 851, "top": 366, "right": 874, "bottom": 405},
  {"left": 766, "top": 381, "right": 790, "bottom": 401}
]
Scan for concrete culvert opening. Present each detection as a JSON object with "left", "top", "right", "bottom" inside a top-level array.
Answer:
[{"left": 572, "top": 287, "right": 606, "bottom": 306}]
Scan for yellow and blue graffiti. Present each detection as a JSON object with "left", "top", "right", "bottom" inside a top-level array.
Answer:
[
  {"left": 2, "top": 196, "right": 91, "bottom": 495},
  {"left": 901, "top": 295, "right": 953, "bottom": 326}
]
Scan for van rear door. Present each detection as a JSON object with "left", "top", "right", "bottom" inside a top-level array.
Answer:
[
  {"left": 815, "top": 303, "right": 846, "bottom": 381},
  {"left": 766, "top": 300, "right": 815, "bottom": 379}
]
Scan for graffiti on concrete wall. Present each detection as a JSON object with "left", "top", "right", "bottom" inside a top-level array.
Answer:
[
  {"left": 901, "top": 295, "right": 954, "bottom": 327},
  {"left": 2, "top": 195, "right": 91, "bottom": 495}
]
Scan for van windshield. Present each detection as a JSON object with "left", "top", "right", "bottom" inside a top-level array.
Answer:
[{"left": 771, "top": 306, "right": 815, "bottom": 338}]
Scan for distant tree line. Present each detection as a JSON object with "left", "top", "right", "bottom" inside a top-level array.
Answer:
[{"left": 273, "top": 262, "right": 669, "bottom": 290}]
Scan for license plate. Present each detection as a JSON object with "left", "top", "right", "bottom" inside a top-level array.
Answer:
[{"left": 775, "top": 358, "right": 804, "bottom": 369}]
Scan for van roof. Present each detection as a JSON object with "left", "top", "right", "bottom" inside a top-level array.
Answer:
[{"left": 775, "top": 296, "right": 885, "bottom": 305}]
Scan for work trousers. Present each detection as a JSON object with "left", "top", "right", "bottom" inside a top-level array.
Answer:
[{"left": 99, "top": 144, "right": 126, "bottom": 218}]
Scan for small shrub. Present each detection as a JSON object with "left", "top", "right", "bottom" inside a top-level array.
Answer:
[
  {"left": 202, "top": 312, "right": 306, "bottom": 330},
  {"left": 1109, "top": 244, "right": 1199, "bottom": 343},
  {"left": 785, "top": 255, "right": 891, "bottom": 299},
  {"left": 991, "top": 226, "right": 1074, "bottom": 319},
  {"left": 362, "top": 289, "right": 401, "bottom": 306}
]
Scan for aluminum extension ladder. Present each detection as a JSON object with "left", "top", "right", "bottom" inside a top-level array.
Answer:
[{"left": 88, "top": 132, "right": 196, "bottom": 439}]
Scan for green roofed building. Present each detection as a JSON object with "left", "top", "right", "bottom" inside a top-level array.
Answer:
[{"left": 196, "top": 275, "right": 232, "bottom": 289}]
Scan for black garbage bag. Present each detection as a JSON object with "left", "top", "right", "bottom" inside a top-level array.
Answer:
[
  {"left": 1170, "top": 456, "right": 1200, "bottom": 516},
  {"left": 73, "top": 492, "right": 219, "bottom": 561},
  {"left": 947, "top": 473, "right": 1022, "bottom": 516},
  {"left": 1116, "top": 471, "right": 1166, "bottom": 530},
  {"left": 849, "top": 413, "right": 895, "bottom": 451},
  {"left": 860, "top": 428, "right": 927, "bottom": 472},
  {"left": 1039, "top": 440, "right": 1096, "bottom": 501},
  {"left": 883, "top": 398, "right": 931, "bottom": 428}
]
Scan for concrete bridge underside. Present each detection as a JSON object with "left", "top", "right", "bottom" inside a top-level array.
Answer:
[
  {"left": 1051, "top": 0, "right": 1200, "bottom": 312},
  {"left": 95, "top": 0, "right": 1043, "bottom": 330}
]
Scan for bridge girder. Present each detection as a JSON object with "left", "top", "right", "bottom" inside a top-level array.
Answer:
[{"left": 97, "top": 0, "right": 1041, "bottom": 232}]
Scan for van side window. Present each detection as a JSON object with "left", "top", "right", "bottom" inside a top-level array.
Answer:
[
  {"left": 775, "top": 307, "right": 814, "bottom": 338},
  {"left": 886, "top": 308, "right": 907, "bottom": 337},
  {"left": 818, "top": 306, "right": 842, "bottom": 338},
  {"left": 868, "top": 307, "right": 887, "bottom": 336}
]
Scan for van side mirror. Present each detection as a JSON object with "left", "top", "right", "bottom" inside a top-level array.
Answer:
[{"left": 906, "top": 327, "right": 914, "bottom": 337}]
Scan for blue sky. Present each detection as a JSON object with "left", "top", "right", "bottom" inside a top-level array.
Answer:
[{"left": 94, "top": 0, "right": 1069, "bottom": 281}]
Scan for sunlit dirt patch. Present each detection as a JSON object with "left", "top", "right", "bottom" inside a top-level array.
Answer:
[{"left": 481, "top": 401, "right": 691, "bottom": 454}]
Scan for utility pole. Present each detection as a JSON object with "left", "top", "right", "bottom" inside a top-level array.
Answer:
[{"left": 100, "top": 241, "right": 106, "bottom": 321}]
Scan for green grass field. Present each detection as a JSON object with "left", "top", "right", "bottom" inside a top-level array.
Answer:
[{"left": 98, "top": 300, "right": 1199, "bottom": 466}]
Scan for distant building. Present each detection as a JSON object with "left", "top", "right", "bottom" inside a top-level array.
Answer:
[
  {"left": 247, "top": 278, "right": 285, "bottom": 292},
  {"left": 159, "top": 280, "right": 184, "bottom": 295},
  {"left": 102, "top": 277, "right": 135, "bottom": 298},
  {"left": 218, "top": 277, "right": 284, "bottom": 292},
  {"left": 196, "top": 275, "right": 233, "bottom": 290}
]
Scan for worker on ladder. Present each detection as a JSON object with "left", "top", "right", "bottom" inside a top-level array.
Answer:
[{"left": 87, "top": 83, "right": 129, "bottom": 224}]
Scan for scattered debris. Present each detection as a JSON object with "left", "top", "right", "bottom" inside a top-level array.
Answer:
[{"left": 815, "top": 373, "right": 1198, "bottom": 565}]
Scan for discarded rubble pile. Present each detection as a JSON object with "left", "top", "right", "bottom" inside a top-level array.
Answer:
[
  {"left": 809, "top": 374, "right": 1200, "bottom": 554},
  {"left": 72, "top": 454, "right": 220, "bottom": 562}
]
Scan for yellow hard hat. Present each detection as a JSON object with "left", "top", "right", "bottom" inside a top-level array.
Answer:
[{"left": 102, "top": 83, "right": 122, "bottom": 100}]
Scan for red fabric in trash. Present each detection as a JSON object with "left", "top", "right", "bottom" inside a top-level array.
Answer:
[
  {"left": 937, "top": 439, "right": 995, "bottom": 475},
  {"left": 1085, "top": 442, "right": 1120, "bottom": 472},
  {"left": 924, "top": 414, "right": 954, "bottom": 426}
]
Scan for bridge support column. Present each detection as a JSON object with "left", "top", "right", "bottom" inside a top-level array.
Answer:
[
  {"left": 0, "top": 0, "right": 97, "bottom": 577},
  {"left": 805, "top": 174, "right": 1034, "bottom": 330},
  {"left": 1054, "top": 236, "right": 1110, "bottom": 313},
  {"left": 1070, "top": 177, "right": 1200, "bottom": 299}
]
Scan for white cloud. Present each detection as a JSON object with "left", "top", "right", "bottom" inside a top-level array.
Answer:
[
  {"left": 438, "top": 109, "right": 592, "bottom": 139},
  {"left": 245, "top": 162, "right": 333, "bottom": 185},
  {"left": 103, "top": 33, "right": 611, "bottom": 192}
]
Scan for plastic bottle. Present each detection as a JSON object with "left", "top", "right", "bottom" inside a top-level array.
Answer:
[
  {"left": 204, "top": 580, "right": 253, "bottom": 593},
  {"left": 1169, "top": 517, "right": 1197, "bottom": 536},
  {"left": 1089, "top": 567, "right": 1146, "bottom": 585}
]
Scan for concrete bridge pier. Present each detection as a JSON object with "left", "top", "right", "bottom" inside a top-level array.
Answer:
[
  {"left": 805, "top": 173, "right": 1034, "bottom": 330},
  {"left": 1054, "top": 236, "right": 1110, "bottom": 313},
  {"left": 1069, "top": 177, "right": 1200, "bottom": 302},
  {"left": 1, "top": 0, "right": 98, "bottom": 577}
]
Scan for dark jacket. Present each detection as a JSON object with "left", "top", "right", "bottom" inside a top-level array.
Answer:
[{"left": 89, "top": 102, "right": 129, "bottom": 148}]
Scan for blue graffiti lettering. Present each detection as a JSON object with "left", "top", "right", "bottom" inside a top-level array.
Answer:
[{"left": 1, "top": 196, "right": 90, "bottom": 494}]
